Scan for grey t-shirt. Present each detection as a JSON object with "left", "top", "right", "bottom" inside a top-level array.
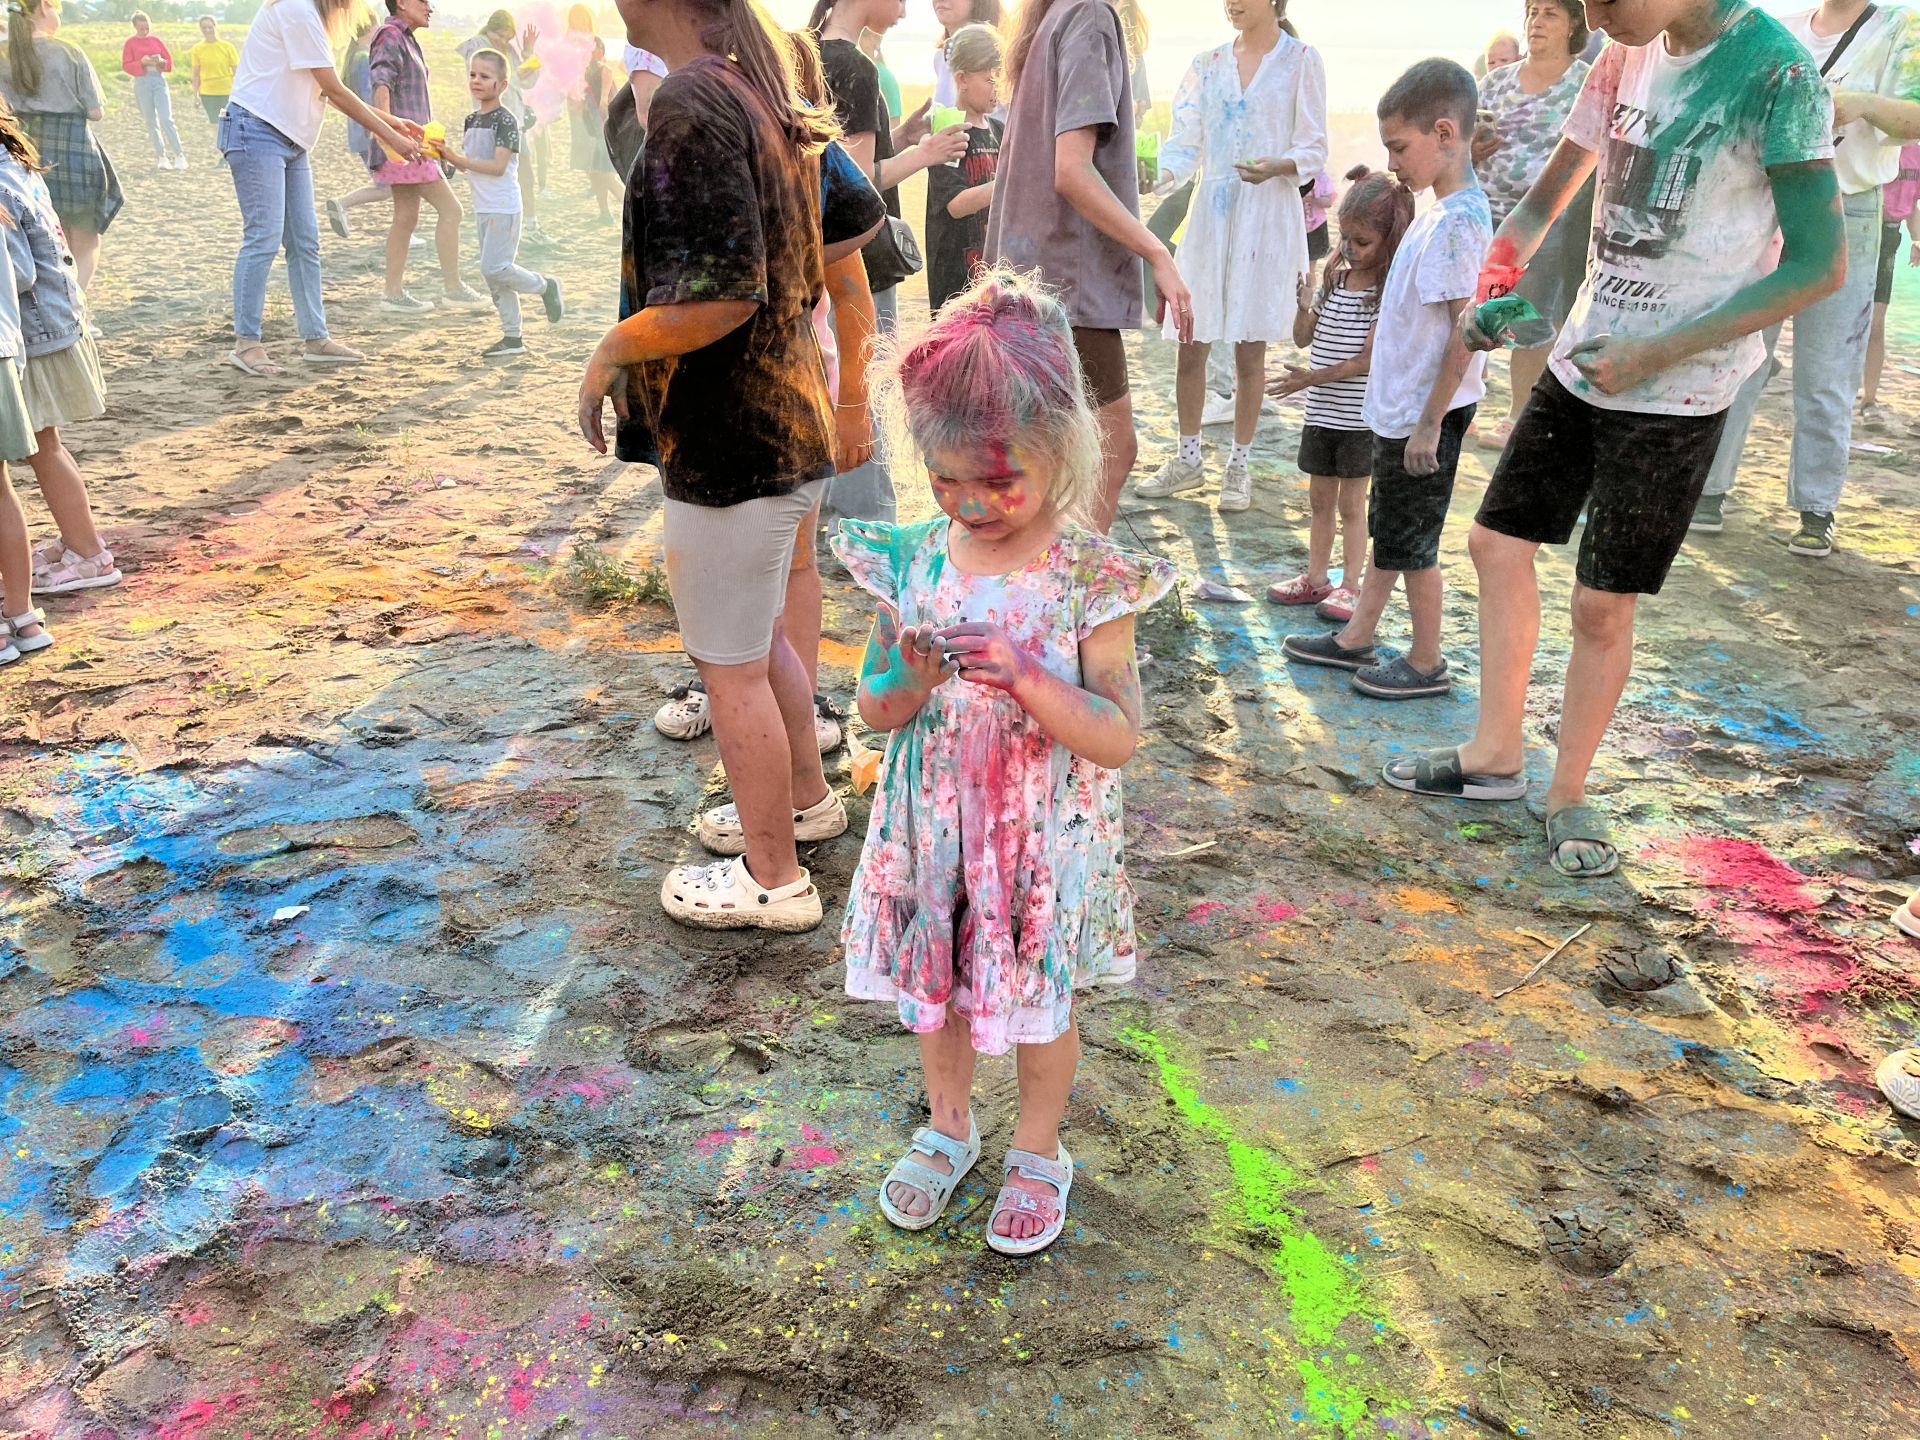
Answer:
[
  {"left": 984, "top": 0, "right": 1141, "bottom": 330},
  {"left": 0, "top": 37, "right": 104, "bottom": 115}
]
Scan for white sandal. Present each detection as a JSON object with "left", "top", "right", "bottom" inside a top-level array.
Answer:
[
  {"left": 985, "top": 1145, "right": 1073, "bottom": 1257},
  {"left": 659, "top": 855, "right": 822, "bottom": 932},
  {"left": 35, "top": 546, "right": 121, "bottom": 595},
  {"left": 0, "top": 608, "right": 52, "bottom": 662},
  {"left": 877, "top": 1115, "right": 981, "bottom": 1231},
  {"left": 1876, "top": 1049, "right": 1920, "bottom": 1120}
]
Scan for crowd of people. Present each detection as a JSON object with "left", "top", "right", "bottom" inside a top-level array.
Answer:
[{"left": 0, "top": 0, "right": 1915, "bottom": 1247}]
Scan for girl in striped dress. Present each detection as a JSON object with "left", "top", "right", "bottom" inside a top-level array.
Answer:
[{"left": 1265, "top": 172, "right": 1411, "bottom": 622}]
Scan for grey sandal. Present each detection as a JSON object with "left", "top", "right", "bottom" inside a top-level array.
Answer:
[
  {"left": 1382, "top": 746, "right": 1527, "bottom": 801},
  {"left": 1546, "top": 803, "right": 1619, "bottom": 878},
  {"left": 1282, "top": 631, "right": 1379, "bottom": 671},
  {"left": 878, "top": 1117, "right": 980, "bottom": 1231},
  {"left": 1353, "top": 656, "right": 1451, "bottom": 699}
]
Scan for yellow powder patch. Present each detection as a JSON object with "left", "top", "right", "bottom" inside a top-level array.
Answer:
[{"left": 1390, "top": 886, "right": 1461, "bottom": 915}]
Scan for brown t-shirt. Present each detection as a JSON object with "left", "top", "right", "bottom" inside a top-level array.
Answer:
[
  {"left": 616, "top": 58, "right": 840, "bottom": 506},
  {"left": 984, "top": 0, "right": 1141, "bottom": 330}
]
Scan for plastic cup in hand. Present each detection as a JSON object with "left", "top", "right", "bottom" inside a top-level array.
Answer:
[
  {"left": 1136, "top": 129, "right": 1161, "bottom": 189},
  {"left": 1474, "top": 294, "right": 1556, "bottom": 349},
  {"left": 422, "top": 120, "right": 446, "bottom": 159},
  {"left": 930, "top": 105, "right": 967, "bottom": 165}
]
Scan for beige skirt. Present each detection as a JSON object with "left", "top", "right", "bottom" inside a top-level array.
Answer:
[
  {"left": 21, "top": 330, "right": 106, "bottom": 433},
  {"left": 0, "top": 358, "right": 37, "bottom": 463}
]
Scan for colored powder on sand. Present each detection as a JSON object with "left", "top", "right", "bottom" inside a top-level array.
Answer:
[
  {"left": 1122, "top": 1026, "right": 1418, "bottom": 1435},
  {"left": 1388, "top": 887, "right": 1458, "bottom": 916},
  {"left": 1664, "top": 836, "right": 1813, "bottom": 914},
  {"left": 1186, "top": 900, "right": 1230, "bottom": 923},
  {"left": 1253, "top": 899, "right": 1300, "bottom": 923}
]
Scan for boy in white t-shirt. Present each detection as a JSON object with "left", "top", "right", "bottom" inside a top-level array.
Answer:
[
  {"left": 1381, "top": 0, "right": 1844, "bottom": 880},
  {"left": 1283, "top": 59, "right": 1490, "bottom": 702},
  {"left": 441, "top": 48, "right": 563, "bottom": 360}
]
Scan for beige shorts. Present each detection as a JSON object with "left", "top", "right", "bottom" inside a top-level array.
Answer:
[{"left": 662, "top": 479, "right": 826, "bottom": 665}]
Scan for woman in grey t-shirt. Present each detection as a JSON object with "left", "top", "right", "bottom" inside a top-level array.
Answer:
[{"left": 1, "top": 0, "right": 122, "bottom": 291}]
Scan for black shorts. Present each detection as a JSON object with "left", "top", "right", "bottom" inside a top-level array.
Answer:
[
  {"left": 1298, "top": 424, "right": 1373, "bottom": 478},
  {"left": 1071, "top": 327, "right": 1130, "bottom": 408},
  {"left": 1367, "top": 404, "right": 1475, "bottom": 572},
  {"left": 1476, "top": 371, "right": 1728, "bottom": 595},
  {"left": 1877, "top": 220, "right": 1902, "bottom": 306},
  {"left": 1307, "top": 221, "right": 1330, "bottom": 263}
]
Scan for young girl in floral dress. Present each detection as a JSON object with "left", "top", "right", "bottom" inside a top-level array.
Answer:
[{"left": 833, "top": 268, "right": 1173, "bottom": 1256}]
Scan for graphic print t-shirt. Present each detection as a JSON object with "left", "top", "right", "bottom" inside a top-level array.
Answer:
[
  {"left": 1551, "top": 8, "right": 1834, "bottom": 415},
  {"left": 925, "top": 118, "right": 1002, "bottom": 312},
  {"left": 462, "top": 106, "right": 522, "bottom": 213}
]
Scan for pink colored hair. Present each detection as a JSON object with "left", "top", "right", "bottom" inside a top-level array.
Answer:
[{"left": 873, "top": 267, "right": 1102, "bottom": 523}]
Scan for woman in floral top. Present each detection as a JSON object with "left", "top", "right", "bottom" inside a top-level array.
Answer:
[
  {"left": 834, "top": 269, "right": 1172, "bottom": 1258},
  {"left": 1471, "top": 0, "right": 1593, "bottom": 449}
]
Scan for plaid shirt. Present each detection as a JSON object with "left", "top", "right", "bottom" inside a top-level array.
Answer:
[{"left": 366, "top": 17, "right": 431, "bottom": 157}]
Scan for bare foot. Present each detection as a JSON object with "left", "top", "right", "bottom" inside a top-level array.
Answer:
[{"left": 1455, "top": 736, "right": 1526, "bottom": 777}]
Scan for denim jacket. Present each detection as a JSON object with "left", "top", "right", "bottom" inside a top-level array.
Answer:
[
  {"left": 0, "top": 233, "right": 21, "bottom": 370},
  {"left": 0, "top": 154, "right": 87, "bottom": 358}
]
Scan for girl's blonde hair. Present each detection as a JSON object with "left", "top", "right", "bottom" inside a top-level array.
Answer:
[
  {"left": 872, "top": 266, "right": 1103, "bottom": 527},
  {"left": 943, "top": 21, "right": 1000, "bottom": 77},
  {"left": 313, "top": 0, "right": 373, "bottom": 45}
]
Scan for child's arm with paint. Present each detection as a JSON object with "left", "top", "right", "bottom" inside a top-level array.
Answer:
[
  {"left": 857, "top": 605, "right": 957, "bottom": 731},
  {"left": 1462, "top": 136, "right": 1598, "bottom": 349},
  {"left": 938, "top": 617, "right": 1142, "bottom": 770},
  {"left": 1565, "top": 161, "right": 1845, "bottom": 397},
  {"left": 576, "top": 300, "right": 760, "bottom": 452}
]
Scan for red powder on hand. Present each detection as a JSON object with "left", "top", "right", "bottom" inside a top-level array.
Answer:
[{"left": 1476, "top": 262, "right": 1526, "bottom": 303}]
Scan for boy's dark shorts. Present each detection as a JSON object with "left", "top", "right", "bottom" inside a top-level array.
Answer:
[
  {"left": 1299, "top": 423, "right": 1373, "bottom": 479},
  {"left": 1368, "top": 403, "right": 1475, "bottom": 572},
  {"left": 1476, "top": 372, "right": 1728, "bottom": 596},
  {"left": 1070, "top": 327, "right": 1130, "bottom": 408}
]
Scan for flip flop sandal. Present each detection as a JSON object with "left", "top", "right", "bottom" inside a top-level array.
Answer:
[
  {"left": 1894, "top": 897, "right": 1920, "bottom": 940},
  {"left": 985, "top": 1145, "right": 1073, "bottom": 1258},
  {"left": 1875, "top": 1050, "right": 1920, "bottom": 1120},
  {"left": 1382, "top": 746, "right": 1528, "bottom": 801},
  {"left": 1282, "top": 631, "right": 1378, "bottom": 671},
  {"left": 227, "top": 347, "right": 287, "bottom": 377},
  {"left": 1266, "top": 573, "right": 1334, "bottom": 606},
  {"left": 1546, "top": 803, "right": 1619, "bottom": 879},
  {"left": 877, "top": 1116, "right": 981, "bottom": 1231}
]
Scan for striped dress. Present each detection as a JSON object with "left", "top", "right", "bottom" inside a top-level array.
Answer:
[{"left": 1303, "top": 282, "right": 1377, "bottom": 432}]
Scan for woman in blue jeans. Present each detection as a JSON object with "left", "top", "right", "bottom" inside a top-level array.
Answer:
[{"left": 219, "top": 0, "right": 422, "bottom": 375}]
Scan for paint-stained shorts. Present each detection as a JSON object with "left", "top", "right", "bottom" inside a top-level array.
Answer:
[
  {"left": 1476, "top": 373, "right": 1728, "bottom": 596},
  {"left": 1298, "top": 423, "right": 1373, "bottom": 479},
  {"left": 663, "top": 479, "right": 826, "bottom": 665},
  {"left": 1367, "top": 403, "right": 1475, "bottom": 572}
]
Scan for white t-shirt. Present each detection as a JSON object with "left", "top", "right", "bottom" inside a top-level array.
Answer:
[
  {"left": 461, "top": 105, "right": 521, "bottom": 214},
  {"left": 1783, "top": 4, "right": 1920, "bottom": 194},
  {"left": 227, "top": 0, "right": 336, "bottom": 152},
  {"left": 1361, "top": 186, "right": 1491, "bottom": 439},
  {"left": 1550, "top": 8, "right": 1835, "bottom": 415},
  {"left": 622, "top": 44, "right": 666, "bottom": 79}
]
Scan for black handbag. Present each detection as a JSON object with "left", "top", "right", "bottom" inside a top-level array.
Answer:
[{"left": 861, "top": 214, "right": 924, "bottom": 293}]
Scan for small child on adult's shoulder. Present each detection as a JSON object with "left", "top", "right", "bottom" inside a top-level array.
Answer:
[
  {"left": 924, "top": 23, "right": 1001, "bottom": 314},
  {"left": 441, "top": 48, "right": 563, "bottom": 361},
  {"left": 1283, "top": 59, "right": 1490, "bottom": 701},
  {"left": 0, "top": 102, "right": 120, "bottom": 605},
  {"left": 1382, "top": 0, "right": 1843, "bottom": 880},
  {"left": 1265, "top": 173, "right": 1411, "bottom": 623},
  {"left": 834, "top": 267, "right": 1173, "bottom": 1257}
]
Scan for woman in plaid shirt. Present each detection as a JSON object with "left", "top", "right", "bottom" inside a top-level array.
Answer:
[{"left": 368, "top": 0, "right": 484, "bottom": 312}]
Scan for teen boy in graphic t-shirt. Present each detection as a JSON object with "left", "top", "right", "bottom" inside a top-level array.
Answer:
[{"left": 1382, "top": 0, "right": 1844, "bottom": 882}]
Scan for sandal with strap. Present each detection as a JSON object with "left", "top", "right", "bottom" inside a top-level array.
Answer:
[
  {"left": 1266, "top": 573, "right": 1335, "bottom": 606},
  {"left": 35, "top": 546, "right": 122, "bottom": 595},
  {"left": 1876, "top": 1049, "right": 1920, "bottom": 1120},
  {"left": 1895, "top": 892, "right": 1920, "bottom": 940},
  {"left": 985, "top": 1145, "right": 1073, "bottom": 1257},
  {"left": 1, "top": 608, "right": 52, "bottom": 660},
  {"left": 227, "top": 344, "right": 287, "bottom": 377},
  {"left": 877, "top": 1116, "right": 981, "bottom": 1231},
  {"left": 1382, "top": 746, "right": 1528, "bottom": 801},
  {"left": 1546, "top": 803, "right": 1618, "bottom": 879}
]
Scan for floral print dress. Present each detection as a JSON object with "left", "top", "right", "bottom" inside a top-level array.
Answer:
[{"left": 832, "top": 518, "right": 1176, "bottom": 1056}]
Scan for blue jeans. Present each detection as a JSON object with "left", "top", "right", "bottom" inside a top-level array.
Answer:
[
  {"left": 220, "top": 105, "right": 327, "bottom": 342},
  {"left": 133, "top": 72, "right": 183, "bottom": 159},
  {"left": 1703, "top": 187, "right": 1883, "bottom": 515}
]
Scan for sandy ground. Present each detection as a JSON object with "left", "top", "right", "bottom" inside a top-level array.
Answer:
[{"left": 2, "top": 41, "right": 1919, "bottom": 1440}]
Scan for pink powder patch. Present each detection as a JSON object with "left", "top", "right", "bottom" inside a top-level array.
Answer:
[
  {"left": 1186, "top": 900, "right": 1229, "bottom": 924},
  {"left": 1669, "top": 837, "right": 1816, "bottom": 912},
  {"left": 786, "top": 1145, "right": 841, "bottom": 1169},
  {"left": 695, "top": 1125, "right": 744, "bottom": 1156},
  {"left": 1252, "top": 899, "right": 1300, "bottom": 923},
  {"left": 507, "top": 1372, "right": 535, "bottom": 1415}
]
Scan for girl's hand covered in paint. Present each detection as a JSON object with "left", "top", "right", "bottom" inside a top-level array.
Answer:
[
  {"left": 890, "top": 621, "right": 959, "bottom": 690},
  {"left": 1232, "top": 156, "right": 1294, "bottom": 185},
  {"left": 1565, "top": 333, "right": 1659, "bottom": 397},
  {"left": 1831, "top": 90, "right": 1873, "bottom": 128},
  {"left": 937, "top": 622, "right": 1032, "bottom": 693},
  {"left": 1265, "top": 363, "right": 1313, "bottom": 398}
]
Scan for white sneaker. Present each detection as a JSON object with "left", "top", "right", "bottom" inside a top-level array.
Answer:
[
  {"left": 380, "top": 291, "right": 435, "bottom": 314},
  {"left": 813, "top": 694, "right": 844, "bottom": 754},
  {"left": 1200, "top": 390, "right": 1237, "bottom": 427},
  {"left": 1218, "top": 459, "right": 1252, "bottom": 512},
  {"left": 1136, "top": 455, "right": 1206, "bottom": 499},
  {"left": 661, "top": 855, "right": 823, "bottom": 932},
  {"left": 654, "top": 683, "right": 711, "bottom": 740},
  {"left": 698, "top": 788, "right": 848, "bottom": 857}
]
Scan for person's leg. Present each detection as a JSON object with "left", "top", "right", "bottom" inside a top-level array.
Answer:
[
  {"left": 135, "top": 74, "right": 166, "bottom": 159},
  {"left": 69, "top": 229, "right": 100, "bottom": 295},
  {"left": 1305, "top": 475, "right": 1337, "bottom": 586},
  {"left": 1094, "top": 393, "right": 1136, "bottom": 534},
  {"left": 279, "top": 143, "right": 330, "bottom": 342},
  {"left": 694, "top": 653, "right": 804, "bottom": 886},
  {"left": 1506, "top": 345, "right": 1549, "bottom": 424},
  {"left": 155, "top": 75, "right": 185, "bottom": 160},
  {"left": 477, "top": 214, "right": 527, "bottom": 334},
  {"left": 786, "top": 500, "right": 823, "bottom": 694},
  {"left": 997, "top": 1011, "right": 1080, "bottom": 1242},
  {"left": 1336, "top": 476, "right": 1368, "bottom": 588},
  {"left": 0, "top": 465, "right": 46, "bottom": 641},
  {"left": 1232, "top": 342, "right": 1264, "bottom": 447},
  {"left": 385, "top": 184, "right": 422, "bottom": 298},
  {"left": 1865, "top": 301, "right": 1891, "bottom": 407},
  {"left": 885, "top": 1011, "right": 979, "bottom": 1218},
  {"left": 1336, "top": 561, "right": 1400, "bottom": 649},
  {"left": 1402, "top": 565, "right": 1444, "bottom": 674},
  {"left": 226, "top": 122, "right": 286, "bottom": 347},
  {"left": 1173, "top": 341, "right": 1208, "bottom": 435},
  {"left": 1454, "top": 524, "right": 1542, "bottom": 777},
  {"left": 421, "top": 177, "right": 467, "bottom": 292},
  {"left": 1784, "top": 190, "right": 1882, "bottom": 519},
  {"left": 339, "top": 182, "right": 390, "bottom": 209},
  {"left": 1544, "top": 584, "right": 1639, "bottom": 871},
  {"left": 22, "top": 428, "right": 103, "bottom": 558},
  {"left": 1699, "top": 323, "right": 1781, "bottom": 500}
]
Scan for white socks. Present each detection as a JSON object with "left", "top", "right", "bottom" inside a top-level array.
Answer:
[
  {"left": 1178, "top": 434, "right": 1202, "bottom": 465},
  {"left": 1230, "top": 440, "right": 1254, "bottom": 469}
]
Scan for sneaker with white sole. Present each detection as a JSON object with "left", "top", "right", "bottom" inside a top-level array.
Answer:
[
  {"left": 654, "top": 682, "right": 711, "bottom": 740},
  {"left": 1787, "top": 510, "right": 1835, "bottom": 557},
  {"left": 380, "top": 291, "right": 435, "bottom": 314},
  {"left": 1218, "top": 459, "right": 1252, "bottom": 512},
  {"left": 1136, "top": 456, "right": 1206, "bottom": 499},
  {"left": 698, "top": 788, "right": 848, "bottom": 856},
  {"left": 482, "top": 335, "right": 527, "bottom": 362},
  {"left": 661, "top": 855, "right": 823, "bottom": 931},
  {"left": 1200, "top": 390, "right": 1236, "bottom": 427},
  {"left": 814, "top": 694, "right": 844, "bottom": 753},
  {"left": 541, "top": 276, "right": 565, "bottom": 324},
  {"left": 441, "top": 284, "right": 490, "bottom": 310},
  {"left": 326, "top": 197, "right": 351, "bottom": 239}
]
